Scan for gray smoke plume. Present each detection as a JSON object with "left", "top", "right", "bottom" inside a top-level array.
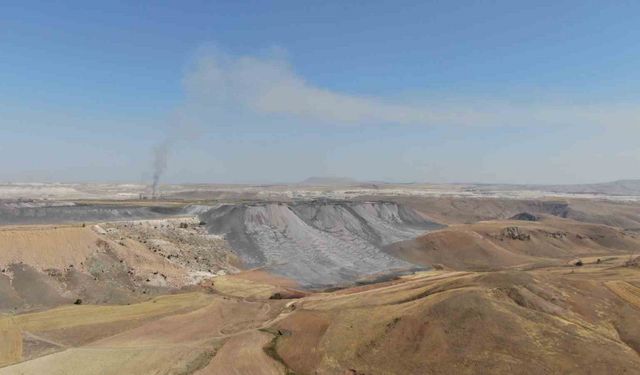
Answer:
[
  {"left": 148, "top": 106, "right": 201, "bottom": 198},
  {"left": 151, "top": 140, "right": 171, "bottom": 198}
]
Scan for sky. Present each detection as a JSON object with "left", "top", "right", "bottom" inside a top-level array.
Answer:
[{"left": 1, "top": 0, "right": 639, "bottom": 184}]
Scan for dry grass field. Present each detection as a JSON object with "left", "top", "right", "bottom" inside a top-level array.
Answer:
[{"left": 606, "top": 280, "right": 640, "bottom": 309}]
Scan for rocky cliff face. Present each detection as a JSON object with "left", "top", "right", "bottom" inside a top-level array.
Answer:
[{"left": 200, "top": 201, "right": 442, "bottom": 286}]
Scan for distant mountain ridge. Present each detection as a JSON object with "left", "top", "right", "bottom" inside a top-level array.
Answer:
[
  {"left": 299, "top": 176, "right": 360, "bottom": 186},
  {"left": 540, "top": 179, "right": 640, "bottom": 196},
  {"left": 470, "top": 179, "right": 640, "bottom": 196},
  {"left": 297, "top": 178, "right": 640, "bottom": 195}
]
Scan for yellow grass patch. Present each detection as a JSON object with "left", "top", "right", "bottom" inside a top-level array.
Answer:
[
  {"left": 0, "top": 226, "right": 100, "bottom": 269},
  {"left": 212, "top": 275, "right": 281, "bottom": 299},
  {"left": 1, "top": 292, "right": 212, "bottom": 333},
  {"left": 605, "top": 281, "right": 640, "bottom": 310},
  {"left": 0, "top": 345, "right": 210, "bottom": 375},
  {"left": 0, "top": 317, "right": 22, "bottom": 367},
  {"left": 198, "top": 331, "right": 285, "bottom": 375}
]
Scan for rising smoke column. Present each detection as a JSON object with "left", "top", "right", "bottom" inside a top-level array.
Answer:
[{"left": 151, "top": 140, "right": 171, "bottom": 198}]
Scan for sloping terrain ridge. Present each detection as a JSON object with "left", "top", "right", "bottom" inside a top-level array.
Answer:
[
  {"left": 201, "top": 201, "right": 442, "bottom": 286},
  {"left": 390, "top": 217, "right": 640, "bottom": 270},
  {"left": 0, "top": 218, "right": 239, "bottom": 313},
  {"left": 3, "top": 260, "right": 640, "bottom": 374}
]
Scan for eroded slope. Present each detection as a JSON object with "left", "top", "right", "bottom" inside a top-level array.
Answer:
[
  {"left": 201, "top": 201, "right": 442, "bottom": 286},
  {"left": 0, "top": 218, "right": 239, "bottom": 313},
  {"left": 389, "top": 216, "right": 640, "bottom": 270},
  {"left": 271, "top": 263, "right": 640, "bottom": 374}
]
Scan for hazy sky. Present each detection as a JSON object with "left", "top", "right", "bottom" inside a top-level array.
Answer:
[{"left": 2, "top": 1, "right": 639, "bottom": 184}]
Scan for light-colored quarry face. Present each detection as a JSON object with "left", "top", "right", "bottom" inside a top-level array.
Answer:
[{"left": 200, "top": 201, "right": 442, "bottom": 287}]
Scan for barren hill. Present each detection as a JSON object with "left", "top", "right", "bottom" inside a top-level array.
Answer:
[
  {"left": 389, "top": 217, "right": 640, "bottom": 270},
  {"left": 4, "top": 259, "right": 640, "bottom": 374},
  {"left": 383, "top": 196, "right": 640, "bottom": 229},
  {"left": 270, "top": 264, "right": 640, "bottom": 374},
  {"left": 0, "top": 218, "right": 239, "bottom": 313}
]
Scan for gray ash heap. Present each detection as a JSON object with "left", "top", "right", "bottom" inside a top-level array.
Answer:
[{"left": 199, "top": 200, "right": 442, "bottom": 287}]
